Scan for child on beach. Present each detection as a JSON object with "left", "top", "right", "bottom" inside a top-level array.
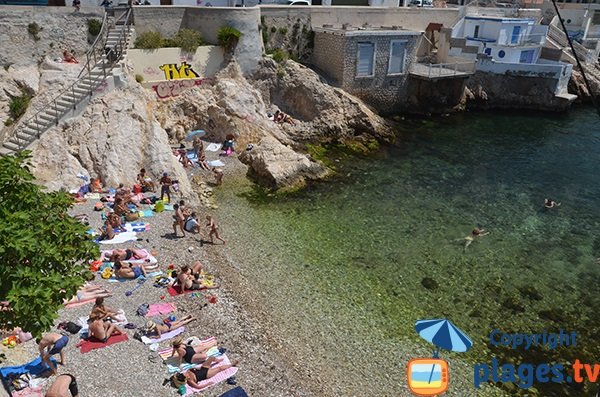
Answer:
[{"left": 206, "top": 215, "right": 226, "bottom": 245}]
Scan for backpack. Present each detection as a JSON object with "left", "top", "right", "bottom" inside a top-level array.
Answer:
[{"left": 136, "top": 303, "right": 150, "bottom": 316}]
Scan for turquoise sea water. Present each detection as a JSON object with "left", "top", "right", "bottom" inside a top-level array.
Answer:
[{"left": 217, "top": 107, "right": 600, "bottom": 396}]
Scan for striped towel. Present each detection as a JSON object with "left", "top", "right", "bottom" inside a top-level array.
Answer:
[
  {"left": 183, "top": 355, "right": 238, "bottom": 396},
  {"left": 158, "top": 337, "right": 220, "bottom": 373}
]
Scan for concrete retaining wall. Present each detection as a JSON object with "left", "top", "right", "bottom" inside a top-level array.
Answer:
[{"left": 133, "top": 6, "right": 262, "bottom": 73}]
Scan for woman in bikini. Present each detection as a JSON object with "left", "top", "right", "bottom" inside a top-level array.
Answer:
[
  {"left": 206, "top": 215, "right": 226, "bottom": 245},
  {"left": 113, "top": 260, "right": 147, "bottom": 279},
  {"left": 171, "top": 337, "right": 216, "bottom": 366},
  {"left": 63, "top": 285, "right": 111, "bottom": 305},
  {"left": 463, "top": 227, "right": 489, "bottom": 251},
  {"left": 145, "top": 315, "right": 197, "bottom": 338},
  {"left": 183, "top": 356, "right": 239, "bottom": 388},
  {"left": 107, "top": 248, "right": 149, "bottom": 262}
]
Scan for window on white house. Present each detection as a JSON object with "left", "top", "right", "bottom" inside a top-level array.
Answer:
[
  {"left": 356, "top": 43, "right": 375, "bottom": 77},
  {"left": 474, "top": 25, "right": 480, "bottom": 38},
  {"left": 388, "top": 40, "right": 407, "bottom": 75}
]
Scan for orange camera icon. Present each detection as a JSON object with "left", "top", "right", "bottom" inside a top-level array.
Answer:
[{"left": 406, "top": 358, "right": 449, "bottom": 396}]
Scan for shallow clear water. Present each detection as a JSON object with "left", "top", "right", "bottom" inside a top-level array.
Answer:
[{"left": 217, "top": 107, "right": 600, "bottom": 396}]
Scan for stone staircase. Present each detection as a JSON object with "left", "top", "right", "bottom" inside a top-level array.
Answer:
[
  {"left": 545, "top": 20, "right": 594, "bottom": 66},
  {"left": 0, "top": 7, "right": 133, "bottom": 156}
]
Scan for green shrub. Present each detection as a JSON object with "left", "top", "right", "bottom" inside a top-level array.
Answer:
[
  {"left": 278, "top": 26, "right": 288, "bottom": 35},
  {"left": 270, "top": 26, "right": 276, "bottom": 33},
  {"left": 9, "top": 93, "right": 31, "bottom": 120},
  {"left": 27, "top": 22, "right": 41, "bottom": 41},
  {"left": 271, "top": 48, "right": 288, "bottom": 63},
  {"left": 135, "top": 74, "right": 144, "bottom": 83},
  {"left": 87, "top": 18, "right": 102, "bottom": 36},
  {"left": 4, "top": 119, "right": 13, "bottom": 126},
  {"left": 217, "top": 26, "right": 242, "bottom": 52},
  {"left": 161, "top": 37, "right": 178, "bottom": 48},
  {"left": 172, "top": 28, "right": 204, "bottom": 53},
  {"left": 134, "top": 31, "right": 165, "bottom": 49},
  {"left": 262, "top": 29, "right": 268, "bottom": 45}
]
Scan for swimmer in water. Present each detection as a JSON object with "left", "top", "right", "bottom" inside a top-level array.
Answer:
[
  {"left": 544, "top": 198, "right": 561, "bottom": 209},
  {"left": 464, "top": 227, "right": 489, "bottom": 251}
]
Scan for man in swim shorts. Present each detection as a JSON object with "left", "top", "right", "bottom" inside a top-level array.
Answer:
[
  {"left": 38, "top": 333, "right": 69, "bottom": 374},
  {"left": 46, "top": 374, "right": 79, "bottom": 397}
]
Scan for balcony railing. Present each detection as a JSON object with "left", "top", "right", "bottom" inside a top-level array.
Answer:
[
  {"left": 497, "top": 33, "right": 546, "bottom": 46},
  {"left": 409, "top": 62, "right": 476, "bottom": 79}
]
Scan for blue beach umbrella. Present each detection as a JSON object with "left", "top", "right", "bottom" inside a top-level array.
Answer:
[
  {"left": 185, "top": 129, "right": 206, "bottom": 141},
  {"left": 415, "top": 319, "right": 473, "bottom": 385},
  {"left": 415, "top": 318, "right": 473, "bottom": 354}
]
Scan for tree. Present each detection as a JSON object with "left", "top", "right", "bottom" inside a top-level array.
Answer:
[{"left": 0, "top": 152, "right": 98, "bottom": 337}]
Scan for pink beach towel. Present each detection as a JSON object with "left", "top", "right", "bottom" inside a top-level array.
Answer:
[
  {"left": 12, "top": 386, "right": 44, "bottom": 397},
  {"left": 183, "top": 355, "right": 238, "bottom": 396},
  {"left": 145, "top": 302, "right": 176, "bottom": 317}
]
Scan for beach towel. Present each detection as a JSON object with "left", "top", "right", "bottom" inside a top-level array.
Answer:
[
  {"left": 0, "top": 357, "right": 56, "bottom": 380},
  {"left": 158, "top": 337, "right": 219, "bottom": 373},
  {"left": 12, "top": 385, "right": 44, "bottom": 397},
  {"left": 219, "top": 387, "right": 248, "bottom": 397},
  {"left": 207, "top": 160, "right": 225, "bottom": 167},
  {"left": 139, "top": 209, "right": 155, "bottom": 218},
  {"left": 141, "top": 327, "right": 185, "bottom": 345},
  {"left": 146, "top": 303, "right": 177, "bottom": 317},
  {"left": 64, "top": 297, "right": 96, "bottom": 309},
  {"left": 84, "top": 192, "right": 101, "bottom": 200},
  {"left": 205, "top": 143, "right": 221, "bottom": 152},
  {"left": 183, "top": 355, "right": 238, "bottom": 396},
  {"left": 122, "top": 222, "right": 149, "bottom": 233},
  {"left": 98, "top": 232, "right": 137, "bottom": 245},
  {"left": 76, "top": 333, "right": 128, "bottom": 354},
  {"left": 107, "top": 270, "right": 162, "bottom": 283},
  {"left": 166, "top": 285, "right": 195, "bottom": 297}
]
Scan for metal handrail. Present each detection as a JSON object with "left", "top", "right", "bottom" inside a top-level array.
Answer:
[
  {"left": 411, "top": 62, "right": 476, "bottom": 78},
  {"left": 548, "top": 18, "right": 593, "bottom": 63},
  {"left": 9, "top": 8, "right": 133, "bottom": 152},
  {"left": 77, "top": 11, "right": 109, "bottom": 79}
]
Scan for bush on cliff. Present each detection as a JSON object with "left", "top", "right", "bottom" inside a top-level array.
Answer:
[
  {"left": 134, "top": 31, "right": 165, "bottom": 49},
  {"left": 0, "top": 152, "right": 99, "bottom": 337},
  {"left": 9, "top": 92, "right": 31, "bottom": 121},
  {"left": 172, "top": 29, "right": 204, "bottom": 53},
  {"left": 217, "top": 26, "right": 242, "bottom": 53},
  {"left": 87, "top": 18, "right": 102, "bottom": 36}
]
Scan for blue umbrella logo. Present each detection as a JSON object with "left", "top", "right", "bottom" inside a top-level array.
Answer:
[{"left": 406, "top": 319, "right": 472, "bottom": 395}]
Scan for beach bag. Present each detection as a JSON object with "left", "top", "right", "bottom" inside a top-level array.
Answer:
[
  {"left": 94, "top": 202, "right": 104, "bottom": 211},
  {"left": 133, "top": 184, "right": 142, "bottom": 194},
  {"left": 65, "top": 322, "right": 81, "bottom": 334},
  {"left": 136, "top": 303, "right": 150, "bottom": 316},
  {"left": 11, "top": 373, "right": 31, "bottom": 391},
  {"left": 101, "top": 267, "right": 113, "bottom": 279},
  {"left": 154, "top": 201, "right": 165, "bottom": 213}
]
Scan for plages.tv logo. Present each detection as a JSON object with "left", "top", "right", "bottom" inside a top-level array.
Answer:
[{"left": 406, "top": 319, "right": 473, "bottom": 396}]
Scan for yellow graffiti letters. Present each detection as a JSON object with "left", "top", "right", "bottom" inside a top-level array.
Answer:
[{"left": 159, "top": 62, "right": 199, "bottom": 80}]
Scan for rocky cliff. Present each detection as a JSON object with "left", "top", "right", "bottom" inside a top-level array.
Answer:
[{"left": 154, "top": 58, "right": 395, "bottom": 190}]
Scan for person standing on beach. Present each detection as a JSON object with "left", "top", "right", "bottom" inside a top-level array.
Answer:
[
  {"left": 38, "top": 333, "right": 69, "bottom": 375},
  {"left": 173, "top": 204, "right": 186, "bottom": 237},
  {"left": 160, "top": 172, "right": 172, "bottom": 203},
  {"left": 213, "top": 168, "right": 224, "bottom": 186},
  {"left": 206, "top": 215, "right": 226, "bottom": 244}
]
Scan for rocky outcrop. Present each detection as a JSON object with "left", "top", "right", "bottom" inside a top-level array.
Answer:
[
  {"left": 30, "top": 83, "right": 197, "bottom": 203},
  {"left": 155, "top": 59, "right": 394, "bottom": 190},
  {"left": 238, "top": 135, "right": 329, "bottom": 190},
  {"left": 569, "top": 66, "right": 600, "bottom": 101}
]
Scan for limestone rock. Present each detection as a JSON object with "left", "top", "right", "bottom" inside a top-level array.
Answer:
[
  {"left": 7, "top": 64, "right": 40, "bottom": 95},
  {"left": 30, "top": 84, "right": 197, "bottom": 204},
  {"left": 238, "top": 136, "right": 329, "bottom": 190}
]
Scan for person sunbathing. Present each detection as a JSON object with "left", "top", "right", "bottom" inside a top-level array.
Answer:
[
  {"left": 114, "top": 260, "right": 147, "bottom": 279},
  {"left": 107, "top": 248, "right": 149, "bottom": 262},
  {"left": 176, "top": 263, "right": 205, "bottom": 292},
  {"left": 171, "top": 337, "right": 215, "bottom": 366},
  {"left": 63, "top": 50, "right": 79, "bottom": 63},
  {"left": 145, "top": 315, "right": 196, "bottom": 338},
  {"left": 183, "top": 356, "right": 239, "bottom": 388},
  {"left": 89, "top": 313, "right": 123, "bottom": 342},
  {"left": 89, "top": 297, "right": 119, "bottom": 321},
  {"left": 45, "top": 374, "right": 79, "bottom": 397},
  {"left": 63, "top": 285, "right": 111, "bottom": 305},
  {"left": 137, "top": 168, "right": 156, "bottom": 192},
  {"left": 178, "top": 150, "right": 194, "bottom": 168},
  {"left": 98, "top": 219, "right": 116, "bottom": 241}
]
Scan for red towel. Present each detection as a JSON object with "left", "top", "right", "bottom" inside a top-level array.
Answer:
[
  {"left": 76, "top": 333, "right": 128, "bottom": 353},
  {"left": 166, "top": 285, "right": 195, "bottom": 296}
]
